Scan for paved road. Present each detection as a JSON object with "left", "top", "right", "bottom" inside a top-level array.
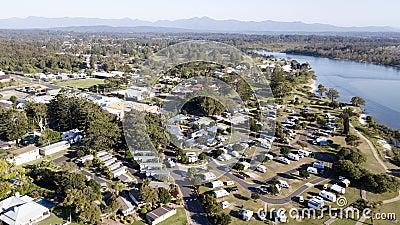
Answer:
[
  {"left": 52, "top": 151, "right": 76, "bottom": 166},
  {"left": 351, "top": 123, "right": 389, "bottom": 172},
  {"left": 81, "top": 169, "right": 112, "bottom": 185},
  {"left": 11, "top": 74, "right": 60, "bottom": 90}
]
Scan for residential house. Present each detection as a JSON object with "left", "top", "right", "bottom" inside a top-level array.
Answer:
[
  {"left": 116, "top": 196, "right": 135, "bottom": 216},
  {"left": 213, "top": 189, "right": 229, "bottom": 198},
  {"left": 112, "top": 166, "right": 127, "bottom": 178},
  {"left": 7, "top": 145, "right": 40, "bottom": 165},
  {"left": 61, "top": 128, "right": 82, "bottom": 144},
  {"left": 200, "top": 172, "right": 216, "bottom": 181},
  {"left": 146, "top": 205, "right": 176, "bottom": 225},
  {"left": 0, "top": 194, "right": 50, "bottom": 225},
  {"left": 39, "top": 141, "right": 70, "bottom": 156}
]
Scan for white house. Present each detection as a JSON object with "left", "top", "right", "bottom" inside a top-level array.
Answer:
[
  {"left": 186, "top": 152, "right": 198, "bottom": 163},
  {"left": 210, "top": 180, "right": 224, "bottom": 189},
  {"left": 109, "top": 162, "right": 123, "bottom": 171},
  {"left": 0, "top": 194, "right": 50, "bottom": 225},
  {"left": 75, "top": 154, "right": 94, "bottom": 164},
  {"left": 213, "top": 189, "right": 229, "bottom": 198},
  {"left": 201, "top": 172, "right": 216, "bottom": 181},
  {"left": 146, "top": 205, "right": 176, "bottom": 225},
  {"left": 116, "top": 196, "right": 135, "bottom": 216},
  {"left": 112, "top": 166, "right": 127, "bottom": 178},
  {"left": 103, "top": 158, "right": 117, "bottom": 167},
  {"left": 61, "top": 128, "right": 82, "bottom": 144},
  {"left": 39, "top": 141, "right": 70, "bottom": 156},
  {"left": 7, "top": 145, "right": 40, "bottom": 165}
]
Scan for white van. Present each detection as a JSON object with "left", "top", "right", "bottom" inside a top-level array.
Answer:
[
  {"left": 319, "top": 190, "right": 337, "bottom": 202},
  {"left": 307, "top": 167, "right": 318, "bottom": 175},
  {"left": 288, "top": 153, "right": 300, "bottom": 161},
  {"left": 279, "top": 157, "right": 290, "bottom": 164},
  {"left": 256, "top": 164, "right": 267, "bottom": 173}
]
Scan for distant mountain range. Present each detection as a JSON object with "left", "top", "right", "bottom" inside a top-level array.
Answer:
[{"left": 0, "top": 16, "right": 398, "bottom": 33}]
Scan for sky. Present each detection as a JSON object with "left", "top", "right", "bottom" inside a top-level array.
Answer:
[{"left": 1, "top": 0, "right": 399, "bottom": 27}]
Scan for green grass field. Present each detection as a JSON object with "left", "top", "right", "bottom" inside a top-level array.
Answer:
[
  {"left": 157, "top": 207, "right": 188, "bottom": 225},
  {"left": 39, "top": 214, "right": 80, "bottom": 225},
  {"left": 57, "top": 78, "right": 105, "bottom": 89}
]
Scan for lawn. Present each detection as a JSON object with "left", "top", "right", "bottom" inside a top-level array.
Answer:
[
  {"left": 57, "top": 78, "right": 105, "bottom": 89},
  {"left": 39, "top": 214, "right": 80, "bottom": 225},
  {"left": 157, "top": 207, "right": 187, "bottom": 225}
]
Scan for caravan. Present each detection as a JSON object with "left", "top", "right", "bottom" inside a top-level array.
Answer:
[
  {"left": 279, "top": 157, "right": 290, "bottom": 164},
  {"left": 307, "top": 167, "right": 318, "bottom": 175},
  {"left": 330, "top": 184, "right": 346, "bottom": 194},
  {"left": 256, "top": 165, "right": 267, "bottom": 173},
  {"left": 288, "top": 153, "right": 300, "bottom": 161},
  {"left": 319, "top": 190, "right": 337, "bottom": 202},
  {"left": 278, "top": 180, "right": 291, "bottom": 188},
  {"left": 264, "top": 154, "right": 274, "bottom": 161}
]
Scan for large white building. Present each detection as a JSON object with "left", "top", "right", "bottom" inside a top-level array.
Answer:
[
  {"left": 7, "top": 145, "right": 40, "bottom": 165},
  {"left": 39, "top": 141, "right": 70, "bottom": 156},
  {"left": 0, "top": 194, "right": 50, "bottom": 225}
]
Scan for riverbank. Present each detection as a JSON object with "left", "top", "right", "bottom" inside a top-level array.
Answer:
[{"left": 307, "top": 78, "right": 317, "bottom": 93}]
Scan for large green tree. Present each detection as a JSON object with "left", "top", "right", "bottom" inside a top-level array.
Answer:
[
  {"left": 24, "top": 102, "right": 48, "bottom": 131},
  {"left": 0, "top": 108, "right": 29, "bottom": 144},
  {"left": 83, "top": 119, "right": 121, "bottom": 153},
  {"left": 325, "top": 88, "right": 339, "bottom": 103}
]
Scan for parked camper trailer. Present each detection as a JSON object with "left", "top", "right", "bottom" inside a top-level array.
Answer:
[
  {"left": 319, "top": 190, "right": 337, "bottom": 202},
  {"left": 279, "top": 157, "right": 290, "bottom": 164},
  {"left": 307, "top": 167, "right": 319, "bottom": 175},
  {"left": 288, "top": 153, "right": 300, "bottom": 161},
  {"left": 278, "top": 180, "right": 291, "bottom": 188},
  {"left": 330, "top": 184, "right": 346, "bottom": 194},
  {"left": 308, "top": 196, "right": 324, "bottom": 209},
  {"left": 298, "top": 149, "right": 312, "bottom": 157},
  {"left": 256, "top": 165, "right": 267, "bottom": 173},
  {"left": 313, "top": 161, "right": 325, "bottom": 169},
  {"left": 264, "top": 154, "right": 274, "bottom": 161}
]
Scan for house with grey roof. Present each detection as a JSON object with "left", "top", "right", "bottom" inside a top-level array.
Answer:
[
  {"left": 0, "top": 194, "right": 50, "bottom": 225},
  {"left": 146, "top": 205, "right": 176, "bottom": 225}
]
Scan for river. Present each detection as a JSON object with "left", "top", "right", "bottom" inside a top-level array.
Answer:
[{"left": 257, "top": 50, "right": 400, "bottom": 129}]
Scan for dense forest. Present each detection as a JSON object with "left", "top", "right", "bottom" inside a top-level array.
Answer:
[{"left": 0, "top": 30, "right": 400, "bottom": 74}]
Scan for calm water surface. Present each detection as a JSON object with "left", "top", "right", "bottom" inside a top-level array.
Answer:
[{"left": 257, "top": 50, "right": 400, "bottom": 129}]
